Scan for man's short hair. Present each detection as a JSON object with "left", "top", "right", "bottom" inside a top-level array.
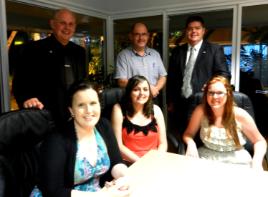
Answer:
[
  {"left": 53, "top": 8, "right": 76, "bottom": 21},
  {"left": 185, "top": 15, "right": 205, "bottom": 28}
]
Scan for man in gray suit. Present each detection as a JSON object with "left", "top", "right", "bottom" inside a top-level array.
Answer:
[{"left": 167, "top": 15, "right": 231, "bottom": 135}]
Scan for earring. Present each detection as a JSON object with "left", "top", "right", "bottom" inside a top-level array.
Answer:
[{"left": 68, "top": 114, "right": 74, "bottom": 121}]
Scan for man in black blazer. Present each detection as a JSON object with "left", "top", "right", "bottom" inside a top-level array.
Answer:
[
  {"left": 12, "top": 9, "right": 87, "bottom": 126},
  {"left": 167, "top": 15, "right": 231, "bottom": 135}
]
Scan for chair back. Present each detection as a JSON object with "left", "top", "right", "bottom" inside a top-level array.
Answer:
[
  {"left": 188, "top": 91, "right": 254, "bottom": 119},
  {"left": 0, "top": 109, "right": 55, "bottom": 197},
  {"left": 99, "top": 87, "right": 124, "bottom": 120}
]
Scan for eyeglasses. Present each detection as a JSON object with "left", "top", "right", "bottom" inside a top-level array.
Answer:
[
  {"left": 207, "top": 91, "right": 227, "bottom": 97},
  {"left": 132, "top": 33, "right": 148, "bottom": 37}
]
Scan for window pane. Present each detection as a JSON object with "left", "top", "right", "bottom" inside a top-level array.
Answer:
[{"left": 241, "top": 4, "right": 268, "bottom": 136}]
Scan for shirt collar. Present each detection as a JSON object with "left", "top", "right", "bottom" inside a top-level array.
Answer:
[
  {"left": 188, "top": 39, "right": 203, "bottom": 51},
  {"left": 131, "top": 46, "right": 151, "bottom": 57},
  {"left": 50, "top": 34, "right": 71, "bottom": 49}
]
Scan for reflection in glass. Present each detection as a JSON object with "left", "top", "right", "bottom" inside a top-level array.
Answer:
[{"left": 240, "top": 4, "right": 268, "bottom": 136}]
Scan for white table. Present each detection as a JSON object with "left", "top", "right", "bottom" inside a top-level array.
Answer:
[{"left": 126, "top": 150, "right": 268, "bottom": 197}]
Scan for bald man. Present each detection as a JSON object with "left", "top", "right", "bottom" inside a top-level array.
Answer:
[
  {"left": 13, "top": 8, "right": 87, "bottom": 126},
  {"left": 114, "top": 22, "right": 167, "bottom": 99}
]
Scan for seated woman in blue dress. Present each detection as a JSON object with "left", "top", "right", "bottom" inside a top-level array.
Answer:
[
  {"left": 31, "top": 80, "right": 129, "bottom": 197},
  {"left": 183, "top": 75, "right": 267, "bottom": 169}
]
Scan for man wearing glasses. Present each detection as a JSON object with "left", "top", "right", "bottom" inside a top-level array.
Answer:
[
  {"left": 114, "top": 22, "right": 167, "bottom": 101},
  {"left": 167, "top": 15, "right": 231, "bottom": 135}
]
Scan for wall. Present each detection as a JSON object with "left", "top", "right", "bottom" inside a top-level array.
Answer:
[
  {"left": 19, "top": 0, "right": 108, "bottom": 18},
  {"left": 98, "top": 0, "right": 259, "bottom": 17},
  {"left": 21, "top": 0, "right": 261, "bottom": 18}
]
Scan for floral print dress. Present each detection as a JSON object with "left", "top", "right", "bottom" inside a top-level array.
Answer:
[
  {"left": 73, "top": 128, "right": 110, "bottom": 191},
  {"left": 30, "top": 128, "right": 110, "bottom": 196}
]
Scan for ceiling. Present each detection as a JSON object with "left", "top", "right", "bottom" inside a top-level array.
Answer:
[{"left": 6, "top": 1, "right": 268, "bottom": 38}]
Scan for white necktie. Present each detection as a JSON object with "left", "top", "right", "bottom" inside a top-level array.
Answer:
[{"left": 182, "top": 47, "right": 196, "bottom": 98}]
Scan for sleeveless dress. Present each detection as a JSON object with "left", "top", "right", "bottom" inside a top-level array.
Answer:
[
  {"left": 30, "top": 128, "right": 110, "bottom": 196},
  {"left": 122, "top": 116, "right": 159, "bottom": 160},
  {"left": 198, "top": 118, "right": 252, "bottom": 166}
]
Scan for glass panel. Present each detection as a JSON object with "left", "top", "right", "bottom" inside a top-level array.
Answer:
[
  {"left": 241, "top": 4, "right": 268, "bottom": 136},
  {"left": 6, "top": 1, "right": 105, "bottom": 110},
  {"left": 169, "top": 10, "right": 233, "bottom": 70}
]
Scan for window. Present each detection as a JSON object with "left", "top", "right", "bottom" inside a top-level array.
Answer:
[{"left": 240, "top": 4, "right": 268, "bottom": 136}]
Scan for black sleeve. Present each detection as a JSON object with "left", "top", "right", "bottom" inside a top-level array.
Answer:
[
  {"left": 81, "top": 47, "right": 88, "bottom": 79},
  {"left": 167, "top": 47, "right": 181, "bottom": 104},
  {"left": 72, "top": 45, "right": 87, "bottom": 81},
  {"left": 12, "top": 43, "right": 37, "bottom": 108},
  {"left": 39, "top": 133, "right": 71, "bottom": 197}
]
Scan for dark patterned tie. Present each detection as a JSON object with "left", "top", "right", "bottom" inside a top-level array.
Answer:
[
  {"left": 64, "top": 56, "right": 74, "bottom": 90},
  {"left": 182, "top": 47, "right": 195, "bottom": 98}
]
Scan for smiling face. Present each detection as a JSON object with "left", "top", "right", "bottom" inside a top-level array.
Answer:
[
  {"left": 186, "top": 21, "right": 205, "bottom": 46},
  {"left": 129, "top": 23, "right": 149, "bottom": 51},
  {"left": 50, "top": 9, "right": 76, "bottom": 45},
  {"left": 206, "top": 81, "right": 227, "bottom": 109},
  {"left": 130, "top": 80, "right": 150, "bottom": 105},
  {"left": 69, "top": 88, "right": 100, "bottom": 130}
]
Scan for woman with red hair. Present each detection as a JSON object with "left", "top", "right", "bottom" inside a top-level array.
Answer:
[{"left": 183, "top": 75, "right": 267, "bottom": 169}]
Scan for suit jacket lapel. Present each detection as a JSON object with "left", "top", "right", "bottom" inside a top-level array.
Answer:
[
  {"left": 181, "top": 44, "right": 188, "bottom": 72},
  {"left": 194, "top": 41, "right": 208, "bottom": 67}
]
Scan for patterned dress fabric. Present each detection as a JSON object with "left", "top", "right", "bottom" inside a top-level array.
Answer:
[
  {"left": 30, "top": 128, "right": 110, "bottom": 196},
  {"left": 198, "top": 118, "right": 252, "bottom": 166},
  {"left": 122, "top": 116, "right": 159, "bottom": 159},
  {"left": 73, "top": 128, "right": 110, "bottom": 191}
]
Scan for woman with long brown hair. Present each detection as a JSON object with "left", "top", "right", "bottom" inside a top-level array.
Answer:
[
  {"left": 112, "top": 75, "right": 167, "bottom": 165},
  {"left": 183, "top": 75, "right": 266, "bottom": 169}
]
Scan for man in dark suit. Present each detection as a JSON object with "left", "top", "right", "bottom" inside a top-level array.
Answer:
[
  {"left": 167, "top": 15, "right": 231, "bottom": 135},
  {"left": 12, "top": 9, "right": 87, "bottom": 126}
]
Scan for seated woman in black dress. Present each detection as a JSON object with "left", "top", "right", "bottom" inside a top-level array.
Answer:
[{"left": 111, "top": 75, "right": 167, "bottom": 165}]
